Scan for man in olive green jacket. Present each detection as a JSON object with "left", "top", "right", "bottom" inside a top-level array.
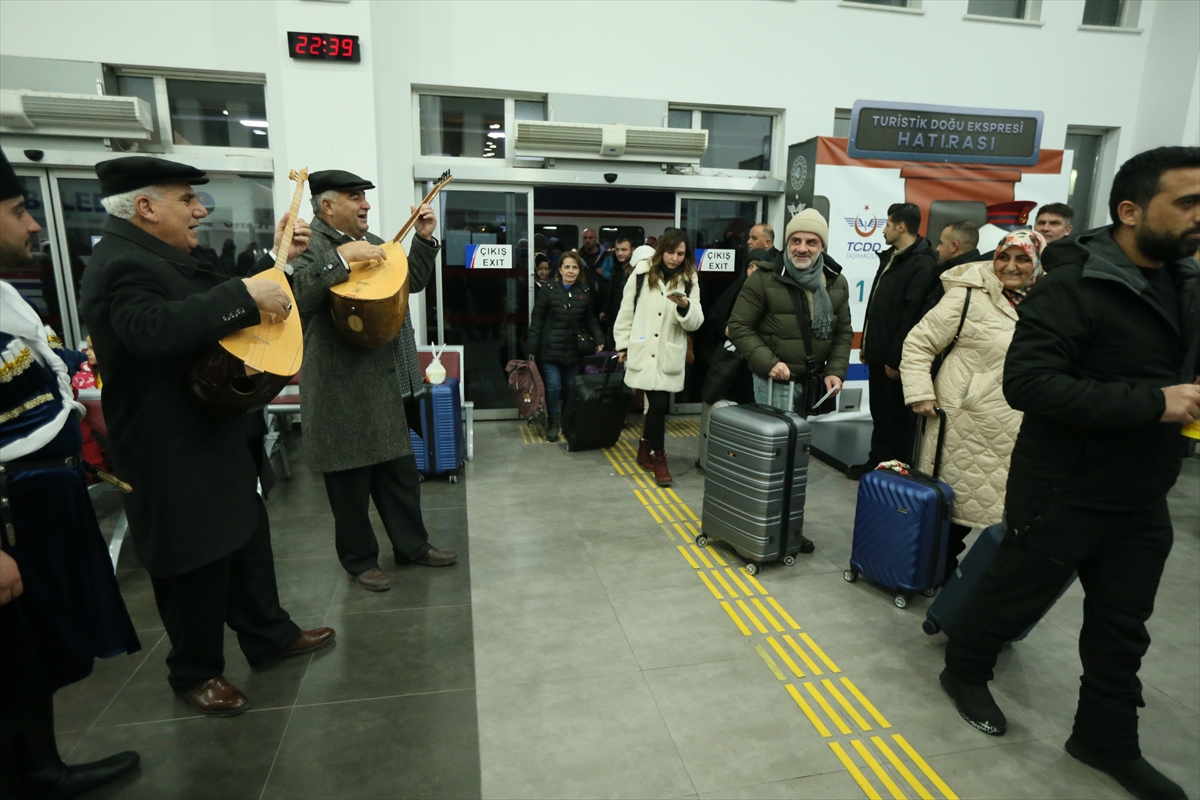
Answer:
[{"left": 728, "top": 209, "right": 854, "bottom": 413}]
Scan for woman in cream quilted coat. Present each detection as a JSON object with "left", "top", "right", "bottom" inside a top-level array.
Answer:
[{"left": 900, "top": 230, "right": 1047, "bottom": 579}]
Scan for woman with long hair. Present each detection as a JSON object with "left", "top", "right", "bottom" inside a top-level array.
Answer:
[
  {"left": 613, "top": 230, "right": 704, "bottom": 486},
  {"left": 527, "top": 249, "right": 605, "bottom": 442}
]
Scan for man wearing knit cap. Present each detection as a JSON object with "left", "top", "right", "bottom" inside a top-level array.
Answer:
[{"left": 728, "top": 208, "right": 854, "bottom": 552}]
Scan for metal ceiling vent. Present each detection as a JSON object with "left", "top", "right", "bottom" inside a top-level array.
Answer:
[
  {"left": 515, "top": 121, "right": 708, "bottom": 163},
  {"left": 0, "top": 90, "right": 154, "bottom": 139}
]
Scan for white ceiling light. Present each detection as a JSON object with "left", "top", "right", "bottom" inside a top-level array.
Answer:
[{"left": 238, "top": 119, "right": 269, "bottom": 128}]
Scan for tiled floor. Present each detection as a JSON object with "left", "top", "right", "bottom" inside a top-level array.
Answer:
[{"left": 56, "top": 418, "right": 1199, "bottom": 799}]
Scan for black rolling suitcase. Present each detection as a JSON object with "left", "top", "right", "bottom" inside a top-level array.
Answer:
[
  {"left": 923, "top": 523, "right": 1077, "bottom": 640},
  {"left": 561, "top": 355, "right": 633, "bottom": 451}
]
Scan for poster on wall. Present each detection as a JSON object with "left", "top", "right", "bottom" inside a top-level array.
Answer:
[{"left": 848, "top": 100, "right": 1044, "bottom": 166}]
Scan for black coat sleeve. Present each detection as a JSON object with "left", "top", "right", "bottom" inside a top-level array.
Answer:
[
  {"left": 1003, "top": 272, "right": 1167, "bottom": 427},
  {"left": 887, "top": 255, "right": 936, "bottom": 369},
  {"left": 527, "top": 285, "right": 549, "bottom": 357},
  {"left": 408, "top": 235, "right": 439, "bottom": 295}
]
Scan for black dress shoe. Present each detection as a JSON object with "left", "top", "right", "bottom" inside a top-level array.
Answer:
[
  {"left": 798, "top": 535, "right": 815, "bottom": 554},
  {"left": 399, "top": 547, "right": 458, "bottom": 567},
  {"left": 1065, "top": 736, "right": 1186, "bottom": 800},
  {"left": 845, "top": 462, "right": 874, "bottom": 480},
  {"left": 24, "top": 751, "right": 141, "bottom": 800},
  {"left": 939, "top": 668, "right": 1007, "bottom": 735}
]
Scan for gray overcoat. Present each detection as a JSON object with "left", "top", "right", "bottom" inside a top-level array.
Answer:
[{"left": 291, "top": 217, "right": 437, "bottom": 473}]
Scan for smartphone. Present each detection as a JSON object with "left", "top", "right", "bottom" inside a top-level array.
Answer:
[{"left": 667, "top": 289, "right": 687, "bottom": 298}]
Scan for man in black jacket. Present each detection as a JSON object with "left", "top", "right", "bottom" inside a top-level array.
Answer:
[
  {"left": 81, "top": 157, "right": 335, "bottom": 717},
  {"left": 940, "top": 147, "right": 1200, "bottom": 800},
  {"left": 848, "top": 203, "right": 937, "bottom": 478},
  {"left": 919, "top": 219, "right": 982, "bottom": 318}
]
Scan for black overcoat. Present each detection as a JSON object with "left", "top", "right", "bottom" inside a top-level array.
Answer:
[
  {"left": 80, "top": 216, "right": 272, "bottom": 577},
  {"left": 860, "top": 236, "right": 938, "bottom": 369}
]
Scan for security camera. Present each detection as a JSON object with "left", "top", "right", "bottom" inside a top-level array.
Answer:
[
  {"left": 24, "top": 149, "right": 44, "bottom": 162},
  {"left": 604, "top": 173, "right": 617, "bottom": 184}
]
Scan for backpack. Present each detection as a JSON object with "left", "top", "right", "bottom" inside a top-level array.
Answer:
[{"left": 505, "top": 359, "right": 547, "bottom": 425}]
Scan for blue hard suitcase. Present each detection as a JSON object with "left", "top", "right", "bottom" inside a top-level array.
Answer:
[
  {"left": 844, "top": 409, "right": 953, "bottom": 608},
  {"left": 409, "top": 378, "right": 463, "bottom": 483},
  {"left": 923, "top": 523, "right": 1078, "bottom": 640}
]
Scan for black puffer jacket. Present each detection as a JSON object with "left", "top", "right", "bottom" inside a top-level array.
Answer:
[
  {"left": 1005, "top": 227, "right": 1200, "bottom": 511},
  {"left": 528, "top": 280, "right": 605, "bottom": 366},
  {"left": 860, "top": 236, "right": 938, "bottom": 368},
  {"left": 917, "top": 248, "right": 981, "bottom": 320}
]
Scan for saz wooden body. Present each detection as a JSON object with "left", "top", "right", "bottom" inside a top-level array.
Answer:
[
  {"left": 190, "top": 170, "right": 307, "bottom": 414},
  {"left": 328, "top": 241, "right": 409, "bottom": 349}
]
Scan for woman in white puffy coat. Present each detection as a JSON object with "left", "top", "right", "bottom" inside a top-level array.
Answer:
[
  {"left": 900, "top": 229, "right": 1046, "bottom": 580},
  {"left": 614, "top": 230, "right": 704, "bottom": 486}
]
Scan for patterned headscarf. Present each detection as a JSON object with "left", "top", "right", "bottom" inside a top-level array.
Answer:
[{"left": 994, "top": 229, "right": 1047, "bottom": 306}]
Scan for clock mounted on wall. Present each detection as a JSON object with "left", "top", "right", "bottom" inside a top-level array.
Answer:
[{"left": 287, "top": 32, "right": 361, "bottom": 62}]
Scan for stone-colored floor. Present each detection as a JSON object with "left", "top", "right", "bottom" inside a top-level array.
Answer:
[{"left": 55, "top": 417, "right": 1199, "bottom": 799}]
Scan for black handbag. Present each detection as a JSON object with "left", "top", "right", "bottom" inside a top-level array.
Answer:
[
  {"left": 701, "top": 340, "right": 742, "bottom": 405},
  {"left": 783, "top": 284, "right": 837, "bottom": 417},
  {"left": 575, "top": 327, "right": 596, "bottom": 356}
]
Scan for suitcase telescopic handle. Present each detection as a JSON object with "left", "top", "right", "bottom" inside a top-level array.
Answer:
[
  {"left": 601, "top": 353, "right": 621, "bottom": 390},
  {"left": 916, "top": 406, "right": 949, "bottom": 480},
  {"left": 766, "top": 377, "right": 795, "bottom": 410}
]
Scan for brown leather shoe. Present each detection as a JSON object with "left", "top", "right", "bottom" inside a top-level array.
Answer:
[
  {"left": 412, "top": 546, "right": 458, "bottom": 567},
  {"left": 281, "top": 627, "right": 336, "bottom": 659},
  {"left": 650, "top": 449, "right": 673, "bottom": 487},
  {"left": 354, "top": 567, "right": 391, "bottom": 591},
  {"left": 177, "top": 676, "right": 249, "bottom": 717}
]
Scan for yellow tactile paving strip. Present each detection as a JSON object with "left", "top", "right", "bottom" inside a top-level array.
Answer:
[
  {"left": 519, "top": 413, "right": 697, "bottom": 445},
  {"left": 598, "top": 427, "right": 961, "bottom": 800}
]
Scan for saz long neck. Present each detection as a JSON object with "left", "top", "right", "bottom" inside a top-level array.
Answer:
[
  {"left": 274, "top": 179, "right": 307, "bottom": 271},
  {"left": 392, "top": 180, "right": 448, "bottom": 244}
]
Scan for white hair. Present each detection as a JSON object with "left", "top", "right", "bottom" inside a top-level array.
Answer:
[
  {"left": 99, "top": 184, "right": 169, "bottom": 220},
  {"left": 311, "top": 190, "right": 340, "bottom": 217}
]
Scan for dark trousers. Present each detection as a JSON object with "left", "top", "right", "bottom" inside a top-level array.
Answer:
[
  {"left": 323, "top": 454, "right": 431, "bottom": 576},
  {"left": 542, "top": 362, "right": 581, "bottom": 417},
  {"left": 945, "top": 489, "right": 1173, "bottom": 760},
  {"left": 867, "top": 366, "right": 916, "bottom": 466},
  {"left": 643, "top": 390, "right": 670, "bottom": 451},
  {"left": 150, "top": 505, "right": 300, "bottom": 694}
]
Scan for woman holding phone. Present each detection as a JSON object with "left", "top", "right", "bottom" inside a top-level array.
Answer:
[{"left": 613, "top": 230, "right": 704, "bottom": 486}]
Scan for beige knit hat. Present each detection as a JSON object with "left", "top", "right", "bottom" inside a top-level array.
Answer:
[{"left": 784, "top": 208, "right": 829, "bottom": 247}]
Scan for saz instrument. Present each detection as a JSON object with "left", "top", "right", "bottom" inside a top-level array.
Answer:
[
  {"left": 329, "top": 170, "right": 453, "bottom": 348},
  {"left": 189, "top": 168, "right": 307, "bottom": 414}
]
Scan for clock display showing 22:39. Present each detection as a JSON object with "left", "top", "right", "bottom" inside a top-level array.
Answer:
[{"left": 287, "top": 32, "right": 361, "bottom": 62}]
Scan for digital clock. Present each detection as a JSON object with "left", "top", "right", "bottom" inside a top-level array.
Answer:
[{"left": 287, "top": 32, "right": 361, "bottom": 62}]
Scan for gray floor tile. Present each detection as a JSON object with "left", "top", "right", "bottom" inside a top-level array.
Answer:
[
  {"left": 920, "top": 736, "right": 1124, "bottom": 799},
  {"left": 470, "top": 536, "right": 605, "bottom": 604},
  {"left": 1134, "top": 714, "right": 1200, "bottom": 799},
  {"left": 110, "top": 570, "right": 165, "bottom": 632},
  {"left": 329, "top": 556, "right": 472, "bottom": 615},
  {"left": 264, "top": 691, "right": 481, "bottom": 799},
  {"left": 583, "top": 531, "right": 709, "bottom": 595},
  {"left": 477, "top": 672, "right": 694, "bottom": 800},
  {"left": 273, "top": 556, "right": 346, "bottom": 619},
  {"left": 694, "top": 770, "right": 869, "bottom": 800},
  {"left": 297, "top": 605, "right": 474, "bottom": 705},
  {"left": 54, "top": 631, "right": 162, "bottom": 733}
]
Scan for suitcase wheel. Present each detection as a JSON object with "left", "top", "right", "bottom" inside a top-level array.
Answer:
[
  {"left": 922, "top": 587, "right": 937, "bottom": 598},
  {"left": 894, "top": 594, "right": 910, "bottom": 609},
  {"left": 449, "top": 474, "right": 459, "bottom": 484},
  {"left": 417, "top": 474, "right": 425, "bottom": 483},
  {"left": 695, "top": 535, "right": 709, "bottom": 548},
  {"left": 843, "top": 568, "right": 859, "bottom": 583},
  {"left": 922, "top": 619, "right": 940, "bottom": 635},
  {"left": 783, "top": 555, "right": 796, "bottom": 567},
  {"left": 745, "top": 562, "right": 759, "bottom": 575}
]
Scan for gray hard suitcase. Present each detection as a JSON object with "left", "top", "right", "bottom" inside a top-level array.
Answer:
[
  {"left": 697, "top": 400, "right": 811, "bottom": 574},
  {"left": 696, "top": 399, "right": 737, "bottom": 472}
]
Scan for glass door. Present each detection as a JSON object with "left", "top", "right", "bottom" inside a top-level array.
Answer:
[
  {"left": 428, "top": 184, "right": 533, "bottom": 417},
  {"left": 6, "top": 169, "right": 76, "bottom": 344},
  {"left": 673, "top": 194, "right": 763, "bottom": 414}
]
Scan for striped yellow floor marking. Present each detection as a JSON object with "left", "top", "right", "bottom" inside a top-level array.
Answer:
[
  {"left": 673, "top": 523, "right": 694, "bottom": 543},
  {"left": 753, "top": 644, "right": 787, "bottom": 681},
  {"left": 786, "top": 684, "right": 832, "bottom": 737},
  {"left": 697, "top": 571, "right": 723, "bottom": 600},
  {"left": 667, "top": 489, "right": 700, "bottom": 520},
  {"left": 711, "top": 570, "right": 739, "bottom": 598},
  {"left": 841, "top": 678, "right": 891, "bottom": 729},
  {"left": 804, "top": 682, "right": 852, "bottom": 735},
  {"left": 683, "top": 521, "right": 702, "bottom": 540},
  {"left": 767, "top": 636, "right": 806, "bottom": 678},
  {"left": 706, "top": 546, "right": 728, "bottom": 566},
  {"left": 660, "top": 523, "right": 683, "bottom": 542},
  {"left": 692, "top": 546, "right": 714, "bottom": 569},
  {"left": 766, "top": 597, "right": 801, "bottom": 629},
  {"left": 724, "top": 568, "right": 752, "bottom": 595},
  {"left": 602, "top": 450, "right": 626, "bottom": 475},
  {"left": 519, "top": 426, "right": 530, "bottom": 444},
  {"left": 629, "top": 471, "right": 649, "bottom": 489},
  {"left": 752, "top": 598, "right": 786, "bottom": 632},
  {"left": 677, "top": 545, "right": 700, "bottom": 569},
  {"left": 656, "top": 504, "right": 677, "bottom": 523},
  {"left": 823, "top": 678, "right": 873, "bottom": 732},
  {"left": 644, "top": 504, "right": 664, "bottom": 524},
  {"left": 784, "top": 634, "right": 824, "bottom": 675},
  {"left": 850, "top": 739, "right": 906, "bottom": 800},
  {"left": 871, "top": 736, "right": 934, "bottom": 800},
  {"left": 633, "top": 489, "right": 650, "bottom": 506},
  {"left": 892, "top": 735, "right": 959, "bottom": 800},
  {"left": 741, "top": 569, "right": 769, "bottom": 594},
  {"left": 736, "top": 599, "right": 770, "bottom": 634},
  {"left": 720, "top": 601, "right": 752, "bottom": 636},
  {"left": 800, "top": 633, "right": 842, "bottom": 673},
  {"left": 829, "top": 741, "right": 881, "bottom": 800},
  {"left": 666, "top": 504, "right": 689, "bottom": 524}
]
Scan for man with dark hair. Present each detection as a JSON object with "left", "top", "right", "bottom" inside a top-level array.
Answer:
[
  {"left": 940, "top": 146, "right": 1200, "bottom": 800},
  {"left": 1035, "top": 202, "right": 1075, "bottom": 242},
  {"left": 602, "top": 235, "right": 634, "bottom": 348},
  {"left": 747, "top": 223, "right": 780, "bottom": 262},
  {"left": 921, "top": 220, "right": 983, "bottom": 316},
  {"left": 847, "top": 202, "right": 937, "bottom": 478}
]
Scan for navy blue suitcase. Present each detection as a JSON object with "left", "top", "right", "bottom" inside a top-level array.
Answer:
[
  {"left": 923, "top": 523, "right": 1077, "bottom": 640},
  {"left": 845, "top": 409, "right": 952, "bottom": 608},
  {"left": 409, "top": 378, "right": 463, "bottom": 483}
]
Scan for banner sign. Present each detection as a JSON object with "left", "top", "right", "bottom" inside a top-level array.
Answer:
[
  {"left": 785, "top": 138, "right": 819, "bottom": 219},
  {"left": 465, "top": 243, "right": 512, "bottom": 269},
  {"left": 849, "top": 100, "right": 1043, "bottom": 166},
  {"left": 695, "top": 248, "right": 735, "bottom": 272}
]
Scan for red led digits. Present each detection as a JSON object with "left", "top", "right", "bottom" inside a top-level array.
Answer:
[
  {"left": 309, "top": 36, "right": 322, "bottom": 55},
  {"left": 294, "top": 34, "right": 307, "bottom": 54},
  {"left": 341, "top": 37, "right": 354, "bottom": 58}
]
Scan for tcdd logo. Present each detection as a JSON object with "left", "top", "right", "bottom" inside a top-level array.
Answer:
[{"left": 843, "top": 205, "right": 887, "bottom": 238}]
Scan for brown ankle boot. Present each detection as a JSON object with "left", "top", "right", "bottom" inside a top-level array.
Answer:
[
  {"left": 650, "top": 449, "right": 673, "bottom": 487},
  {"left": 637, "top": 438, "right": 653, "bottom": 470}
]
